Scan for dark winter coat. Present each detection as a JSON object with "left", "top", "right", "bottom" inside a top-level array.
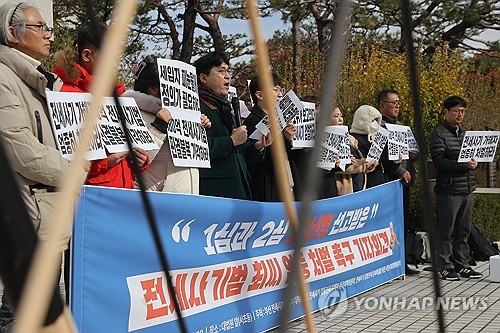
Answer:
[
  {"left": 429, "top": 120, "right": 476, "bottom": 195},
  {"left": 199, "top": 99, "right": 262, "bottom": 200}
]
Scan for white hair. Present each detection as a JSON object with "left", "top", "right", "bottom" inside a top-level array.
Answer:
[{"left": 0, "top": 1, "right": 37, "bottom": 46}]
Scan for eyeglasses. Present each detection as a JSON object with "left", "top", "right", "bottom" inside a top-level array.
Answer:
[
  {"left": 382, "top": 100, "right": 401, "bottom": 106},
  {"left": 214, "top": 66, "right": 232, "bottom": 77},
  {"left": 449, "top": 108, "right": 466, "bottom": 114},
  {"left": 24, "top": 23, "right": 54, "bottom": 36}
]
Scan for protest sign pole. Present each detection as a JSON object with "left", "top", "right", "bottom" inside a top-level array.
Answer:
[
  {"left": 401, "top": 0, "right": 445, "bottom": 331},
  {"left": 246, "top": 1, "right": 315, "bottom": 332},
  {"left": 13, "top": 1, "right": 139, "bottom": 332}
]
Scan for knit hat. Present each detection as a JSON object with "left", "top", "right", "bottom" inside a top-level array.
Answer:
[{"left": 350, "top": 105, "right": 382, "bottom": 142}]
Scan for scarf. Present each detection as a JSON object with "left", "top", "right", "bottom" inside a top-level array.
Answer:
[
  {"left": 198, "top": 85, "right": 234, "bottom": 132},
  {"left": 37, "top": 66, "right": 56, "bottom": 90}
]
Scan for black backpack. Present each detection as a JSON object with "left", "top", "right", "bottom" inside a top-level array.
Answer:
[
  {"left": 406, "top": 231, "right": 425, "bottom": 266},
  {"left": 468, "top": 225, "right": 500, "bottom": 262}
]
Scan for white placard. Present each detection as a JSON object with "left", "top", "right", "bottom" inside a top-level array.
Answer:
[
  {"left": 239, "top": 100, "right": 250, "bottom": 119},
  {"left": 166, "top": 110, "right": 210, "bottom": 168},
  {"left": 250, "top": 90, "right": 303, "bottom": 139},
  {"left": 227, "top": 86, "right": 237, "bottom": 101},
  {"left": 407, "top": 127, "right": 419, "bottom": 152},
  {"left": 99, "top": 97, "right": 160, "bottom": 153},
  {"left": 366, "top": 127, "right": 389, "bottom": 163},
  {"left": 458, "top": 131, "right": 500, "bottom": 162},
  {"left": 317, "top": 126, "right": 350, "bottom": 170},
  {"left": 46, "top": 91, "right": 106, "bottom": 161},
  {"left": 291, "top": 101, "right": 316, "bottom": 149},
  {"left": 385, "top": 123, "right": 409, "bottom": 161},
  {"left": 157, "top": 58, "right": 200, "bottom": 113},
  {"left": 157, "top": 59, "right": 211, "bottom": 167}
]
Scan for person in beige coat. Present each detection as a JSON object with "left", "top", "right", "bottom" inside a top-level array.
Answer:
[{"left": 0, "top": 2, "right": 84, "bottom": 330}]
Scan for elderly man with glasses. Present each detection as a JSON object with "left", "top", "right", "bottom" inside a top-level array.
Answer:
[{"left": 0, "top": 2, "right": 84, "bottom": 331}]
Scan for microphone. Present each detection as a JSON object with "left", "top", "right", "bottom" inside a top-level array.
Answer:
[{"left": 231, "top": 97, "right": 241, "bottom": 127}]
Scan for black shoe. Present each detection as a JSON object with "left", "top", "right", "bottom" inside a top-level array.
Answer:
[
  {"left": 441, "top": 268, "right": 461, "bottom": 281},
  {"left": 457, "top": 267, "right": 482, "bottom": 279},
  {"left": 405, "top": 265, "right": 420, "bottom": 275}
]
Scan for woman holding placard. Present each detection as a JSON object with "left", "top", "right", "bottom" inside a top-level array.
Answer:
[{"left": 124, "top": 55, "right": 211, "bottom": 194}]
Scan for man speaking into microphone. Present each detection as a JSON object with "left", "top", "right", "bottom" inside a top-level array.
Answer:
[{"left": 194, "top": 52, "right": 270, "bottom": 200}]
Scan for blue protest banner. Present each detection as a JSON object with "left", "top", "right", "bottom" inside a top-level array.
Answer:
[{"left": 71, "top": 181, "right": 405, "bottom": 332}]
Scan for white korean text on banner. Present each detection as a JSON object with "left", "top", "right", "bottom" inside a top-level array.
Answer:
[
  {"left": 291, "top": 101, "right": 316, "bottom": 149},
  {"left": 72, "top": 181, "right": 405, "bottom": 332},
  {"left": 366, "top": 127, "right": 389, "bottom": 163},
  {"left": 157, "top": 58, "right": 210, "bottom": 168},
  {"left": 99, "top": 97, "right": 159, "bottom": 153},
  {"left": 46, "top": 91, "right": 106, "bottom": 160},
  {"left": 250, "top": 90, "right": 303, "bottom": 140},
  {"left": 458, "top": 131, "right": 500, "bottom": 162},
  {"left": 317, "top": 126, "right": 350, "bottom": 170},
  {"left": 385, "top": 123, "right": 409, "bottom": 161}
]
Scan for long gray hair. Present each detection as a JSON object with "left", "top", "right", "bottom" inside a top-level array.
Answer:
[{"left": 0, "top": 1, "right": 36, "bottom": 46}]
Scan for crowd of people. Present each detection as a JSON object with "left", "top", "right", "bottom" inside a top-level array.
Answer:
[{"left": 0, "top": 2, "right": 483, "bottom": 331}]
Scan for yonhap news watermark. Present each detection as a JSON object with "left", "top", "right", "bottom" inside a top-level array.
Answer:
[{"left": 318, "top": 288, "right": 488, "bottom": 319}]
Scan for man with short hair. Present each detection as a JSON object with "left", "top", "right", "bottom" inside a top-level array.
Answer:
[
  {"left": 429, "top": 96, "right": 481, "bottom": 281},
  {"left": 52, "top": 23, "right": 150, "bottom": 188},
  {"left": 244, "top": 73, "right": 298, "bottom": 201},
  {"left": 378, "top": 89, "right": 419, "bottom": 275},
  {"left": 193, "top": 52, "right": 268, "bottom": 199}
]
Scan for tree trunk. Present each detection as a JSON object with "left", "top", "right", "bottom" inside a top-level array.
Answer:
[{"left": 179, "top": 0, "right": 199, "bottom": 62}]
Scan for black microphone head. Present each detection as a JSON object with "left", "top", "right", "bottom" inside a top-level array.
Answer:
[
  {"left": 231, "top": 97, "right": 241, "bottom": 127},
  {"left": 231, "top": 97, "right": 240, "bottom": 111}
]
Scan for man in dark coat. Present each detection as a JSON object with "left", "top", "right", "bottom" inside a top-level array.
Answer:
[
  {"left": 193, "top": 52, "right": 267, "bottom": 199},
  {"left": 429, "top": 95, "right": 481, "bottom": 281},
  {"left": 244, "top": 73, "right": 298, "bottom": 201},
  {"left": 378, "top": 89, "right": 419, "bottom": 276}
]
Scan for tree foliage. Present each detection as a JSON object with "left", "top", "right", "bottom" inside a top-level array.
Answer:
[{"left": 50, "top": 0, "right": 499, "bottom": 79}]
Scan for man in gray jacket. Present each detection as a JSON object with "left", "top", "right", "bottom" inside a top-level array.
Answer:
[
  {"left": 0, "top": 1, "right": 79, "bottom": 330},
  {"left": 429, "top": 96, "right": 481, "bottom": 281}
]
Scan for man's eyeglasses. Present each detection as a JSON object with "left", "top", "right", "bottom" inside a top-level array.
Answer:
[
  {"left": 24, "top": 23, "right": 54, "bottom": 36},
  {"left": 382, "top": 100, "right": 402, "bottom": 106},
  {"left": 214, "top": 67, "right": 232, "bottom": 76},
  {"left": 449, "top": 108, "right": 466, "bottom": 114}
]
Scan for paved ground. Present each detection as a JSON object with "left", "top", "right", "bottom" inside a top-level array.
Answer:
[
  {"left": 278, "top": 260, "right": 500, "bottom": 332},
  {"left": 1, "top": 260, "right": 499, "bottom": 332}
]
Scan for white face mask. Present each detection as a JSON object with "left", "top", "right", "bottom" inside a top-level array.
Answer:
[{"left": 369, "top": 120, "right": 379, "bottom": 133}]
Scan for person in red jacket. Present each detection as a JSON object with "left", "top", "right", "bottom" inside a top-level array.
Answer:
[{"left": 53, "top": 23, "right": 149, "bottom": 189}]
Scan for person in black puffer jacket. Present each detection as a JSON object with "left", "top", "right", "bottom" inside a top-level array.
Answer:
[{"left": 429, "top": 95, "right": 481, "bottom": 281}]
